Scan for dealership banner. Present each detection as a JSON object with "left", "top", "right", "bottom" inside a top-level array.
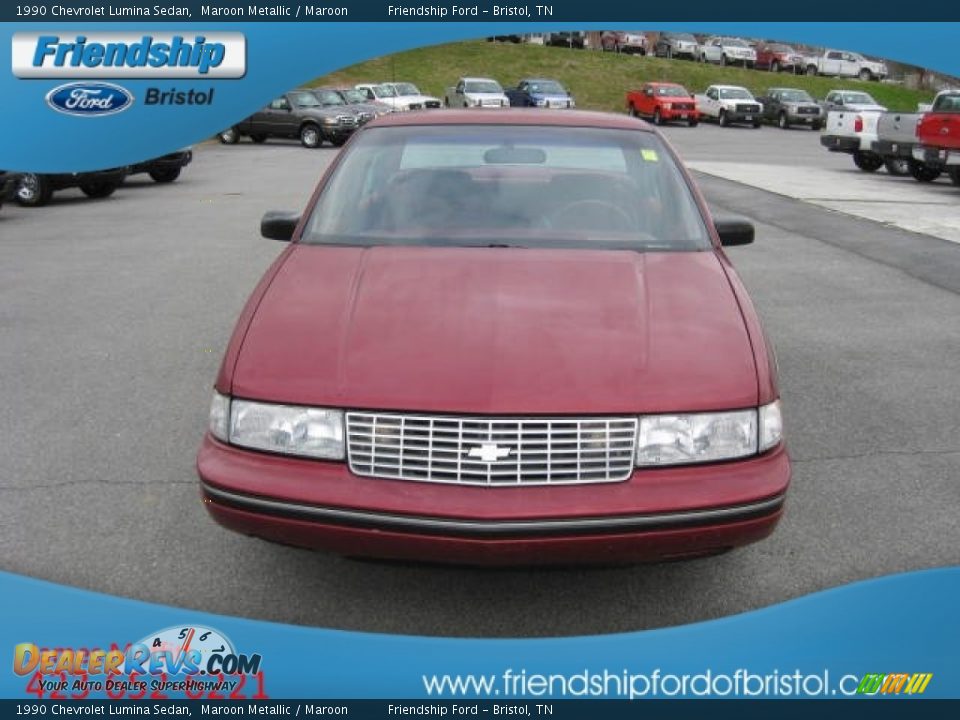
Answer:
[{"left": 2, "top": 3, "right": 960, "bottom": 715}]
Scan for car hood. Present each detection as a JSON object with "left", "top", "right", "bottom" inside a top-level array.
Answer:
[{"left": 231, "top": 246, "right": 758, "bottom": 414}]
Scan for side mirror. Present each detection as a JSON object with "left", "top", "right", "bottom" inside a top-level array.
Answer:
[
  {"left": 715, "top": 217, "right": 754, "bottom": 246},
  {"left": 261, "top": 211, "right": 300, "bottom": 241}
]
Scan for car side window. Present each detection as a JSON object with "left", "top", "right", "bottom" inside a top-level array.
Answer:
[
  {"left": 269, "top": 97, "right": 290, "bottom": 110},
  {"left": 707, "top": 89, "right": 718, "bottom": 100},
  {"left": 456, "top": 81, "right": 464, "bottom": 94},
  {"left": 827, "top": 51, "right": 842, "bottom": 60}
]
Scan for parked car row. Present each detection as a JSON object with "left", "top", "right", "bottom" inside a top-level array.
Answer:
[
  {"left": 821, "top": 88, "right": 960, "bottom": 185},
  {"left": 626, "top": 82, "right": 827, "bottom": 130},
  {"left": 0, "top": 151, "right": 192, "bottom": 210}
]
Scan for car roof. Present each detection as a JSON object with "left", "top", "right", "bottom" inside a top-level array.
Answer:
[
  {"left": 462, "top": 77, "right": 499, "bottom": 83},
  {"left": 768, "top": 87, "right": 808, "bottom": 93},
  {"left": 370, "top": 108, "right": 654, "bottom": 131},
  {"left": 647, "top": 81, "right": 685, "bottom": 87},
  {"left": 711, "top": 85, "right": 750, "bottom": 91}
]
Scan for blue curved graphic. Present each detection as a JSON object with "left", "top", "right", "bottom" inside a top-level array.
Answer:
[
  {"left": 1, "top": 567, "right": 957, "bottom": 698},
  {"left": 2, "top": 22, "right": 960, "bottom": 171}
]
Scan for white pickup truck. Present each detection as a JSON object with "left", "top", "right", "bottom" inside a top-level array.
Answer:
[
  {"left": 804, "top": 50, "right": 888, "bottom": 82},
  {"left": 695, "top": 85, "right": 763, "bottom": 128},
  {"left": 820, "top": 106, "right": 906, "bottom": 174},
  {"left": 444, "top": 77, "right": 509, "bottom": 109}
]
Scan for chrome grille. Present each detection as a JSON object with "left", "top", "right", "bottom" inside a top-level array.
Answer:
[
  {"left": 337, "top": 114, "right": 357, "bottom": 127},
  {"left": 346, "top": 413, "right": 638, "bottom": 486},
  {"left": 736, "top": 103, "right": 761, "bottom": 114}
]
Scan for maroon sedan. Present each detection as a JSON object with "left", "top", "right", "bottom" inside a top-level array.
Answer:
[{"left": 198, "top": 110, "right": 790, "bottom": 565}]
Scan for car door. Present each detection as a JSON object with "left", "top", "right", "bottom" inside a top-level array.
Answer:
[
  {"left": 264, "top": 96, "right": 296, "bottom": 136},
  {"left": 703, "top": 39, "right": 719, "bottom": 63},
  {"left": 822, "top": 51, "right": 843, "bottom": 76},
  {"left": 824, "top": 92, "right": 842, "bottom": 113},
  {"left": 704, "top": 87, "right": 720, "bottom": 115},
  {"left": 636, "top": 84, "right": 654, "bottom": 116}
]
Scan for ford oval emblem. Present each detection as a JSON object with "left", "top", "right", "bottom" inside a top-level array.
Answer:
[{"left": 45, "top": 82, "right": 134, "bottom": 117}]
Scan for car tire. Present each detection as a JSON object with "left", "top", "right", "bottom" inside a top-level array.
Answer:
[
  {"left": 812, "top": 120, "right": 823, "bottom": 131},
  {"left": 852, "top": 151, "right": 884, "bottom": 173},
  {"left": 883, "top": 157, "right": 911, "bottom": 176},
  {"left": 300, "top": 123, "right": 323, "bottom": 149},
  {"left": 858, "top": 68, "right": 872, "bottom": 81},
  {"left": 250, "top": 134, "right": 268, "bottom": 144},
  {"left": 653, "top": 108, "right": 663, "bottom": 126},
  {"left": 330, "top": 136, "right": 348, "bottom": 148},
  {"left": 907, "top": 160, "right": 941, "bottom": 183},
  {"left": 771, "top": 60, "right": 781, "bottom": 73},
  {"left": 720, "top": 54, "right": 728, "bottom": 66},
  {"left": 628, "top": 104, "right": 638, "bottom": 118},
  {"left": 806, "top": 65, "right": 818, "bottom": 76},
  {"left": 688, "top": 119, "right": 699, "bottom": 127},
  {"left": 148, "top": 168, "right": 181, "bottom": 184},
  {"left": 753, "top": 119, "right": 762, "bottom": 129},
  {"left": 443, "top": 98, "right": 449, "bottom": 108},
  {"left": 778, "top": 112, "right": 789, "bottom": 129},
  {"left": 15, "top": 173, "right": 53, "bottom": 207},
  {"left": 718, "top": 110, "right": 729, "bottom": 127},
  {"left": 218, "top": 127, "right": 239, "bottom": 144},
  {"left": 949, "top": 167, "right": 960, "bottom": 186},
  {"left": 79, "top": 180, "right": 121, "bottom": 199}
]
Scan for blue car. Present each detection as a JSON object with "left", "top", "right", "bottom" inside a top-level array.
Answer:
[{"left": 505, "top": 78, "right": 575, "bottom": 109}]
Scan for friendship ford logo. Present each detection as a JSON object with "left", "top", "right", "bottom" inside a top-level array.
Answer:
[{"left": 45, "top": 82, "right": 134, "bottom": 117}]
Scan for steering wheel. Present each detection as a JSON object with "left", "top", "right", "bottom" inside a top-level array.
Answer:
[{"left": 544, "top": 199, "right": 635, "bottom": 232}]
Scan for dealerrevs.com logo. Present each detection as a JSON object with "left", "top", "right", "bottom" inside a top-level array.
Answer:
[
  {"left": 46, "top": 82, "right": 134, "bottom": 116},
  {"left": 11, "top": 32, "right": 246, "bottom": 78}
]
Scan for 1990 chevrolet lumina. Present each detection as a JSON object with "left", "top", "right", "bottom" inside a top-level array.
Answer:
[{"left": 198, "top": 110, "right": 790, "bottom": 565}]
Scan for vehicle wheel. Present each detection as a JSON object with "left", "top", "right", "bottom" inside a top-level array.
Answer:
[
  {"left": 79, "top": 180, "right": 120, "bottom": 199},
  {"left": 218, "top": 127, "right": 239, "bottom": 144},
  {"left": 330, "top": 135, "right": 348, "bottom": 147},
  {"left": 771, "top": 60, "right": 781, "bottom": 73},
  {"left": 718, "top": 110, "right": 729, "bottom": 127},
  {"left": 688, "top": 119, "right": 699, "bottom": 127},
  {"left": 907, "top": 159, "right": 941, "bottom": 183},
  {"left": 858, "top": 68, "right": 872, "bottom": 81},
  {"left": 778, "top": 112, "right": 789, "bottom": 129},
  {"left": 148, "top": 168, "right": 181, "bottom": 183},
  {"left": 652, "top": 108, "right": 663, "bottom": 126},
  {"left": 752, "top": 119, "right": 762, "bottom": 129},
  {"left": 628, "top": 104, "right": 638, "bottom": 118},
  {"left": 300, "top": 123, "right": 322, "bottom": 149},
  {"left": 806, "top": 65, "right": 818, "bottom": 76},
  {"left": 812, "top": 120, "right": 823, "bottom": 131},
  {"left": 15, "top": 173, "right": 53, "bottom": 207},
  {"left": 443, "top": 98, "right": 449, "bottom": 108},
  {"left": 883, "top": 157, "right": 910, "bottom": 176},
  {"left": 852, "top": 151, "right": 884, "bottom": 173},
  {"left": 720, "top": 54, "right": 728, "bottom": 66},
  {"left": 666, "top": 47, "right": 673, "bottom": 60},
  {"left": 639, "top": 49, "right": 647, "bottom": 57},
  {"left": 250, "top": 134, "right": 268, "bottom": 144},
  {"left": 949, "top": 167, "right": 960, "bottom": 186}
]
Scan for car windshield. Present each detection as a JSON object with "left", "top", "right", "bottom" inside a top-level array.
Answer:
[
  {"left": 724, "top": 39, "right": 749, "bottom": 47},
  {"left": 466, "top": 80, "right": 503, "bottom": 93},
  {"left": 670, "top": 33, "right": 696, "bottom": 42},
  {"left": 933, "top": 93, "right": 960, "bottom": 112},
  {"left": 290, "top": 92, "right": 321, "bottom": 108},
  {"left": 373, "top": 84, "right": 397, "bottom": 98},
  {"left": 313, "top": 89, "right": 345, "bottom": 106},
  {"left": 393, "top": 83, "right": 421, "bottom": 95},
  {"left": 780, "top": 90, "right": 813, "bottom": 102},
  {"left": 719, "top": 88, "right": 753, "bottom": 100},
  {"left": 527, "top": 80, "right": 565, "bottom": 94},
  {"left": 656, "top": 86, "right": 690, "bottom": 97},
  {"left": 842, "top": 92, "right": 877, "bottom": 104},
  {"left": 768, "top": 44, "right": 794, "bottom": 53},
  {"left": 303, "top": 125, "right": 711, "bottom": 252},
  {"left": 341, "top": 89, "right": 368, "bottom": 104}
]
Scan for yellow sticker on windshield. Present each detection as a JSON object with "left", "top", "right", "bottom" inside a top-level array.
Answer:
[{"left": 641, "top": 149, "right": 659, "bottom": 162}]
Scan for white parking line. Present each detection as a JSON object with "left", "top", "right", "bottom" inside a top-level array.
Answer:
[{"left": 688, "top": 161, "right": 960, "bottom": 245}]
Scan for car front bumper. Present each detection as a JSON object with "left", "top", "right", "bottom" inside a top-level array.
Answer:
[{"left": 197, "top": 434, "right": 790, "bottom": 565}]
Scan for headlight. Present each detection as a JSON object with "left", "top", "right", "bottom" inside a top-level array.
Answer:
[
  {"left": 230, "top": 399, "right": 345, "bottom": 460},
  {"left": 322, "top": 117, "right": 339, "bottom": 125},
  {"left": 208, "top": 391, "right": 230, "bottom": 442},
  {"left": 662, "top": 102, "right": 673, "bottom": 109},
  {"left": 636, "top": 409, "right": 758, "bottom": 466},
  {"left": 535, "top": 99, "right": 548, "bottom": 107},
  {"left": 759, "top": 400, "right": 784, "bottom": 452}
]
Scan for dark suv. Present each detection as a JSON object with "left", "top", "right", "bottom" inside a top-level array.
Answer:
[{"left": 217, "top": 90, "right": 358, "bottom": 148}]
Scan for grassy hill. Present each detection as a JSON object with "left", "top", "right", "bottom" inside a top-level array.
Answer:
[{"left": 312, "top": 40, "right": 935, "bottom": 113}]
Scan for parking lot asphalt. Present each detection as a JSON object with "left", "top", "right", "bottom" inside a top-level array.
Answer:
[{"left": 2, "top": 125, "right": 959, "bottom": 638}]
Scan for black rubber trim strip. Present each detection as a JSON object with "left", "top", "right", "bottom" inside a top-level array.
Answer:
[{"left": 201, "top": 481, "right": 784, "bottom": 539}]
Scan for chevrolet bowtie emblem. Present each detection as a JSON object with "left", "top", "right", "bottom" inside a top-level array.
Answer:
[{"left": 467, "top": 443, "right": 512, "bottom": 463}]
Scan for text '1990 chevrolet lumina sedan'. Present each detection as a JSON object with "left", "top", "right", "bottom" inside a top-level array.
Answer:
[{"left": 197, "top": 110, "right": 791, "bottom": 565}]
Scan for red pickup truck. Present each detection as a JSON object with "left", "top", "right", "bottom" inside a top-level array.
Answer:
[
  {"left": 915, "top": 90, "right": 960, "bottom": 186},
  {"left": 626, "top": 82, "right": 699, "bottom": 126}
]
